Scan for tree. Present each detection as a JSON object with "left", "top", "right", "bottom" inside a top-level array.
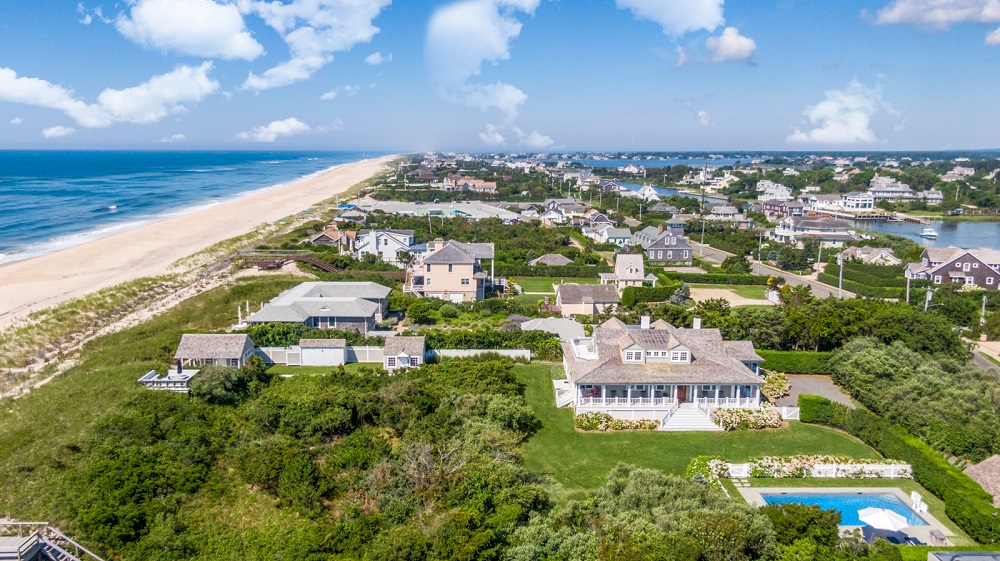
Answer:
[
  {"left": 721, "top": 255, "right": 752, "bottom": 274},
  {"left": 406, "top": 300, "right": 434, "bottom": 324},
  {"left": 190, "top": 365, "right": 243, "bottom": 406},
  {"left": 761, "top": 503, "right": 840, "bottom": 548}
]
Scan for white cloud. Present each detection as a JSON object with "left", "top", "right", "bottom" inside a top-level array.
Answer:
[
  {"left": 787, "top": 79, "right": 898, "bottom": 145},
  {"left": 697, "top": 110, "right": 712, "bottom": 127},
  {"left": 161, "top": 133, "right": 186, "bottom": 142},
  {"left": 320, "top": 84, "right": 362, "bottom": 100},
  {"left": 513, "top": 126, "right": 553, "bottom": 149},
  {"left": 9, "top": 117, "right": 22, "bottom": 125},
  {"left": 78, "top": 3, "right": 111, "bottom": 25},
  {"left": 116, "top": 0, "right": 263, "bottom": 60},
  {"left": 425, "top": 0, "right": 538, "bottom": 119},
  {"left": 988, "top": 25, "right": 1000, "bottom": 44},
  {"left": 365, "top": 51, "right": 391, "bottom": 65},
  {"left": 616, "top": 0, "right": 724, "bottom": 37},
  {"left": 705, "top": 26, "right": 756, "bottom": 62},
  {"left": 871, "top": 0, "right": 1000, "bottom": 43},
  {"left": 478, "top": 123, "right": 506, "bottom": 145},
  {"left": 316, "top": 117, "right": 344, "bottom": 132},
  {"left": 42, "top": 126, "right": 75, "bottom": 139},
  {"left": 0, "top": 63, "right": 219, "bottom": 128},
  {"left": 237, "top": 117, "right": 310, "bottom": 142},
  {"left": 240, "top": 0, "right": 390, "bottom": 91}
]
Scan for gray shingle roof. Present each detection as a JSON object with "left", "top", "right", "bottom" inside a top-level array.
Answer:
[
  {"left": 384, "top": 336, "right": 425, "bottom": 357},
  {"left": 529, "top": 254, "right": 573, "bottom": 266},
  {"left": 966, "top": 455, "right": 1000, "bottom": 507},
  {"left": 298, "top": 339, "right": 347, "bottom": 348},
  {"left": 174, "top": 334, "right": 253, "bottom": 360},
  {"left": 247, "top": 282, "right": 387, "bottom": 324},
  {"left": 556, "top": 284, "right": 620, "bottom": 305},
  {"left": 422, "top": 241, "right": 495, "bottom": 264},
  {"left": 615, "top": 254, "right": 645, "bottom": 281}
]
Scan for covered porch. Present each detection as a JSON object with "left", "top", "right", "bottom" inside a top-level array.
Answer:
[{"left": 577, "top": 382, "right": 761, "bottom": 409}]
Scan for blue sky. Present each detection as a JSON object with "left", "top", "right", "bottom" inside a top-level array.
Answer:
[{"left": 0, "top": 0, "right": 998, "bottom": 151}]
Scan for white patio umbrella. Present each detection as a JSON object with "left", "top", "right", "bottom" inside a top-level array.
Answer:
[{"left": 858, "top": 507, "right": 909, "bottom": 532}]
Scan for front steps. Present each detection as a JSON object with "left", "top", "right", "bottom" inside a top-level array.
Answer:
[{"left": 659, "top": 403, "right": 722, "bottom": 431}]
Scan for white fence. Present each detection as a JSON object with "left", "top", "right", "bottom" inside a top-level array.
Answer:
[
  {"left": 778, "top": 407, "right": 800, "bottom": 420},
  {"left": 346, "top": 346, "right": 384, "bottom": 363},
  {"left": 256, "top": 345, "right": 383, "bottom": 365},
  {"left": 433, "top": 349, "right": 531, "bottom": 360},
  {"left": 726, "top": 462, "right": 911, "bottom": 479}
]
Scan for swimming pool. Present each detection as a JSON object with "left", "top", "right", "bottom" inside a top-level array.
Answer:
[{"left": 759, "top": 491, "right": 928, "bottom": 527}]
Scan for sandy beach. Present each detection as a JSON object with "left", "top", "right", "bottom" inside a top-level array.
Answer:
[{"left": 0, "top": 155, "right": 398, "bottom": 330}]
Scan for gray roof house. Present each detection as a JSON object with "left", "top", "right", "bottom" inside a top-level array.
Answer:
[
  {"left": 383, "top": 336, "right": 426, "bottom": 371},
  {"left": 248, "top": 281, "right": 391, "bottom": 333},
  {"left": 554, "top": 284, "right": 620, "bottom": 317},
  {"left": 174, "top": 334, "right": 255, "bottom": 368},
  {"left": 560, "top": 317, "right": 765, "bottom": 430},
  {"left": 528, "top": 253, "right": 574, "bottom": 267}
]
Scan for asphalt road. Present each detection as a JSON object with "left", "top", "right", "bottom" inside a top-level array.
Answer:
[{"left": 690, "top": 242, "right": 854, "bottom": 299}]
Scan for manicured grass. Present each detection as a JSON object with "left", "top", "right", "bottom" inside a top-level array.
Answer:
[
  {"left": 983, "top": 353, "right": 1000, "bottom": 369},
  {"left": 514, "top": 364, "right": 881, "bottom": 499},
  {"left": 516, "top": 277, "right": 598, "bottom": 293},
  {"left": 265, "top": 362, "right": 380, "bottom": 376},
  {"left": 510, "top": 294, "right": 545, "bottom": 308},
  {"left": 689, "top": 283, "right": 768, "bottom": 300},
  {"left": 747, "top": 478, "right": 972, "bottom": 545}
]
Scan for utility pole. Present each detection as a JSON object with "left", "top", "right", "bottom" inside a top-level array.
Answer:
[
  {"left": 757, "top": 230, "right": 764, "bottom": 275},
  {"left": 700, "top": 217, "right": 706, "bottom": 257},
  {"left": 925, "top": 289, "right": 934, "bottom": 312},
  {"left": 982, "top": 295, "right": 989, "bottom": 327},
  {"left": 838, "top": 256, "right": 844, "bottom": 299},
  {"left": 905, "top": 274, "right": 911, "bottom": 303}
]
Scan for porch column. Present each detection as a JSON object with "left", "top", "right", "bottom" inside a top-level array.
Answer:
[
  {"left": 715, "top": 386, "right": 720, "bottom": 400},
  {"left": 627, "top": 385, "right": 633, "bottom": 400},
  {"left": 736, "top": 385, "right": 742, "bottom": 400},
  {"left": 600, "top": 384, "right": 606, "bottom": 403}
]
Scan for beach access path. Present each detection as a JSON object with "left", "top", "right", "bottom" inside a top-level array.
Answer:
[{"left": 0, "top": 155, "right": 398, "bottom": 331}]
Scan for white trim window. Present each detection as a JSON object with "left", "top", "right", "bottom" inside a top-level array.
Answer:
[
  {"left": 410, "top": 357, "right": 420, "bottom": 366},
  {"left": 988, "top": 277, "right": 995, "bottom": 285},
  {"left": 934, "top": 275, "right": 942, "bottom": 284},
  {"left": 387, "top": 356, "right": 397, "bottom": 367},
  {"left": 670, "top": 351, "right": 689, "bottom": 363},
  {"left": 461, "top": 278, "right": 470, "bottom": 285},
  {"left": 624, "top": 351, "right": 643, "bottom": 362}
]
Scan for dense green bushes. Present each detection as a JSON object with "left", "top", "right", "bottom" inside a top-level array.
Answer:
[
  {"left": 495, "top": 264, "right": 611, "bottom": 278},
  {"left": 662, "top": 272, "right": 771, "bottom": 285},
  {"left": 798, "top": 395, "right": 1000, "bottom": 544},
  {"left": 417, "top": 328, "right": 562, "bottom": 361},
  {"left": 817, "top": 272, "right": 906, "bottom": 298},
  {"left": 757, "top": 350, "right": 832, "bottom": 374},
  {"left": 620, "top": 283, "right": 682, "bottom": 308},
  {"left": 242, "top": 323, "right": 385, "bottom": 347}
]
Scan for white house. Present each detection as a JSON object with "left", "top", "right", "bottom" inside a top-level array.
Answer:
[
  {"left": 174, "top": 334, "right": 255, "bottom": 368},
  {"left": 868, "top": 176, "right": 916, "bottom": 202},
  {"left": 842, "top": 192, "right": 875, "bottom": 210},
  {"left": 757, "top": 180, "right": 793, "bottom": 202},
  {"left": 559, "top": 317, "right": 766, "bottom": 431},
  {"left": 383, "top": 336, "right": 426, "bottom": 371},
  {"left": 354, "top": 229, "right": 420, "bottom": 265},
  {"left": 771, "top": 216, "right": 857, "bottom": 247}
]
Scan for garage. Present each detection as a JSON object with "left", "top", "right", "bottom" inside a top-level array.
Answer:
[{"left": 298, "top": 338, "right": 347, "bottom": 366}]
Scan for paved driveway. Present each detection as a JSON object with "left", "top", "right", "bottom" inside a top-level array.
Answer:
[{"left": 773, "top": 374, "right": 855, "bottom": 409}]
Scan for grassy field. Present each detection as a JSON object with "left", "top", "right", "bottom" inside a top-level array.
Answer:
[
  {"left": 516, "top": 276, "right": 598, "bottom": 293},
  {"left": 689, "top": 283, "right": 769, "bottom": 300},
  {"left": 514, "top": 364, "right": 881, "bottom": 499},
  {"left": 747, "top": 478, "right": 972, "bottom": 545}
]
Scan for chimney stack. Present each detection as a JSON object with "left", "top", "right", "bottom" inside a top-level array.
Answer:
[
  {"left": 641, "top": 313, "right": 651, "bottom": 330},
  {"left": 658, "top": 224, "right": 663, "bottom": 235},
  {"left": 693, "top": 315, "right": 702, "bottom": 330}
]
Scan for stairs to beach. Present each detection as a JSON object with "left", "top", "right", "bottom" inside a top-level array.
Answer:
[{"left": 659, "top": 403, "right": 723, "bottom": 431}]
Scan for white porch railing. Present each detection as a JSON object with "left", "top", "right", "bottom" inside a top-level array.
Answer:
[
  {"left": 778, "top": 406, "right": 800, "bottom": 420},
  {"left": 695, "top": 397, "right": 759, "bottom": 409},
  {"left": 659, "top": 401, "right": 682, "bottom": 427},
  {"left": 579, "top": 397, "right": 677, "bottom": 408}
]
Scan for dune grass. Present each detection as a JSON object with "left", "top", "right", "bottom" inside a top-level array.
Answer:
[{"left": 514, "top": 364, "right": 881, "bottom": 499}]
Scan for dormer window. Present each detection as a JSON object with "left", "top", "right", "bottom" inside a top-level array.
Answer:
[
  {"left": 624, "top": 350, "right": 643, "bottom": 362},
  {"left": 670, "top": 351, "right": 690, "bottom": 363}
]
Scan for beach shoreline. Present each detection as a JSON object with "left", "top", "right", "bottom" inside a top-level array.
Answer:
[{"left": 0, "top": 154, "right": 399, "bottom": 331}]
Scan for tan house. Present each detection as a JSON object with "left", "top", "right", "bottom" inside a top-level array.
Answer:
[
  {"left": 383, "top": 336, "right": 426, "bottom": 371},
  {"left": 554, "top": 284, "right": 620, "bottom": 317},
  {"left": 404, "top": 239, "right": 495, "bottom": 302}
]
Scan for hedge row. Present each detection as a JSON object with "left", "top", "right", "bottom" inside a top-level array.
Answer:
[
  {"left": 418, "top": 328, "right": 563, "bottom": 361},
  {"left": 822, "top": 262, "right": 907, "bottom": 288},
  {"left": 495, "top": 264, "right": 612, "bottom": 278},
  {"left": 757, "top": 350, "right": 832, "bottom": 374},
  {"left": 620, "top": 283, "right": 682, "bottom": 308},
  {"left": 799, "top": 395, "right": 1000, "bottom": 544},
  {"left": 830, "top": 261, "right": 907, "bottom": 279},
  {"left": 816, "top": 272, "right": 905, "bottom": 298},
  {"left": 662, "top": 272, "right": 772, "bottom": 286}
]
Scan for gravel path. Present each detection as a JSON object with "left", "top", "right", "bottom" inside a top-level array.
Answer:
[{"left": 773, "top": 374, "right": 855, "bottom": 409}]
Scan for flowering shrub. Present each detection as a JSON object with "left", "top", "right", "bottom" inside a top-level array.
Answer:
[
  {"left": 685, "top": 455, "right": 728, "bottom": 489},
  {"left": 710, "top": 408, "right": 783, "bottom": 430},
  {"left": 746, "top": 455, "right": 910, "bottom": 479},
  {"left": 761, "top": 372, "right": 791, "bottom": 402},
  {"left": 574, "top": 412, "right": 658, "bottom": 431}
]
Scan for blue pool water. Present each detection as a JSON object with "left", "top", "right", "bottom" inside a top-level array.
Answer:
[{"left": 760, "top": 492, "right": 927, "bottom": 526}]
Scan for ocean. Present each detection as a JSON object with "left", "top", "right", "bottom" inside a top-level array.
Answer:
[{"left": 0, "top": 150, "right": 384, "bottom": 265}]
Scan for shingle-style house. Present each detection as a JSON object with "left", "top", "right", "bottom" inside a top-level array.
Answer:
[
  {"left": 174, "top": 334, "right": 255, "bottom": 368},
  {"left": 383, "top": 336, "right": 426, "bottom": 371},
  {"left": 248, "top": 281, "right": 391, "bottom": 333},
  {"left": 600, "top": 254, "right": 655, "bottom": 291},
  {"left": 598, "top": 227, "right": 632, "bottom": 247},
  {"left": 311, "top": 226, "right": 356, "bottom": 251},
  {"left": 404, "top": 239, "right": 495, "bottom": 302},
  {"left": 528, "top": 253, "right": 574, "bottom": 267},
  {"left": 633, "top": 225, "right": 693, "bottom": 265},
  {"left": 554, "top": 284, "right": 620, "bottom": 317},
  {"left": 770, "top": 216, "right": 857, "bottom": 247},
  {"left": 559, "top": 317, "right": 766, "bottom": 431},
  {"left": 354, "top": 229, "right": 420, "bottom": 266},
  {"left": 906, "top": 247, "right": 1000, "bottom": 290},
  {"left": 835, "top": 246, "right": 901, "bottom": 266}
]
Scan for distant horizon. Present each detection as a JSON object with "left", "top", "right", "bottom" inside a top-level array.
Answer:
[{"left": 2, "top": 148, "right": 1000, "bottom": 157}]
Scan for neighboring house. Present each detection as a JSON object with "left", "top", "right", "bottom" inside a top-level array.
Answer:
[
  {"left": 139, "top": 365, "right": 199, "bottom": 393},
  {"left": 541, "top": 208, "right": 567, "bottom": 225},
  {"left": 635, "top": 184, "right": 660, "bottom": 202},
  {"left": 600, "top": 254, "right": 648, "bottom": 291},
  {"left": 756, "top": 180, "right": 793, "bottom": 202},
  {"left": 383, "top": 336, "right": 426, "bottom": 371},
  {"left": 771, "top": 216, "right": 857, "bottom": 247},
  {"left": 906, "top": 247, "right": 1000, "bottom": 290},
  {"left": 520, "top": 317, "right": 586, "bottom": 341},
  {"left": 803, "top": 194, "right": 844, "bottom": 212},
  {"left": 665, "top": 217, "right": 687, "bottom": 233},
  {"left": 528, "top": 253, "right": 574, "bottom": 267},
  {"left": 311, "top": 226, "right": 356, "bottom": 251},
  {"left": 334, "top": 209, "right": 369, "bottom": 224},
  {"left": 868, "top": 176, "right": 916, "bottom": 202},
  {"left": 560, "top": 317, "right": 765, "bottom": 430},
  {"left": 707, "top": 205, "right": 739, "bottom": 220},
  {"left": 404, "top": 239, "right": 495, "bottom": 302},
  {"left": 554, "top": 284, "right": 620, "bottom": 317},
  {"left": 174, "top": 334, "right": 255, "bottom": 368},
  {"left": 296, "top": 339, "right": 347, "bottom": 366},
  {"left": 354, "top": 229, "right": 419, "bottom": 266},
  {"left": 842, "top": 191, "right": 875, "bottom": 211},
  {"left": 598, "top": 227, "right": 632, "bottom": 247},
  {"left": 247, "top": 281, "right": 391, "bottom": 333},
  {"left": 646, "top": 235, "right": 693, "bottom": 265},
  {"left": 919, "top": 189, "right": 945, "bottom": 205},
  {"left": 835, "top": 246, "right": 901, "bottom": 265}
]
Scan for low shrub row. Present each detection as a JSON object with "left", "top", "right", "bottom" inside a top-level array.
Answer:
[
  {"left": 798, "top": 394, "right": 1000, "bottom": 544},
  {"left": 620, "top": 283, "right": 682, "bottom": 308},
  {"left": 709, "top": 408, "right": 782, "bottom": 431},
  {"left": 757, "top": 350, "right": 832, "bottom": 374},
  {"left": 494, "top": 264, "right": 612, "bottom": 278},
  {"left": 574, "top": 412, "right": 659, "bottom": 431},
  {"left": 661, "top": 272, "right": 772, "bottom": 285},
  {"left": 418, "top": 328, "right": 563, "bottom": 361},
  {"left": 816, "top": 272, "right": 905, "bottom": 298}
]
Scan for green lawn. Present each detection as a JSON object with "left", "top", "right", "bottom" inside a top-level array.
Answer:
[
  {"left": 746, "top": 478, "right": 973, "bottom": 545},
  {"left": 983, "top": 353, "right": 1000, "bottom": 369},
  {"left": 689, "top": 283, "right": 769, "bottom": 300},
  {"left": 514, "top": 364, "right": 880, "bottom": 498},
  {"left": 516, "top": 277, "right": 598, "bottom": 293},
  {"left": 265, "top": 362, "right": 379, "bottom": 376}
]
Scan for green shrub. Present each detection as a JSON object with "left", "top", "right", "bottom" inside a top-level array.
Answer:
[
  {"left": 798, "top": 395, "right": 1000, "bottom": 544},
  {"left": 494, "top": 264, "right": 612, "bottom": 277},
  {"left": 574, "top": 412, "right": 658, "bottom": 431},
  {"left": 438, "top": 304, "right": 459, "bottom": 319},
  {"left": 761, "top": 372, "right": 791, "bottom": 401},
  {"left": 661, "top": 272, "right": 772, "bottom": 285},
  {"left": 757, "top": 350, "right": 832, "bottom": 374}
]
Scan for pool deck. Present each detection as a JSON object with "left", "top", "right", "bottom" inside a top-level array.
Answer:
[{"left": 737, "top": 486, "right": 955, "bottom": 546}]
